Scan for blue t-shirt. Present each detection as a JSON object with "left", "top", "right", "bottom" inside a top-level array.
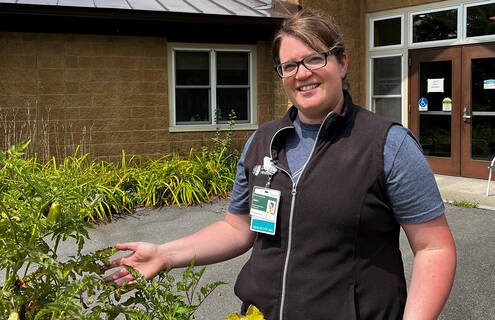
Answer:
[{"left": 227, "top": 116, "right": 445, "bottom": 225}]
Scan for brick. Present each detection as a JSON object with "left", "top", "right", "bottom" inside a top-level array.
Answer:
[
  {"left": 90, "top": 131, "right": 107, "bottom": 145},
  {"left": 65, "top": 82, "right": 79, "bottom": 94},
  {"left": 66, "top": 69, "right": 92, "bottom": 82},
  {"left": 65, "top": 41, "right": 96, "bottom": 56},
  {"left": 36, "top": 41, "right": 66, "bottom": 56},
  {"left": 0, "top": 81, "right": 37, "bottom": 96},
  {"left": 39, "top": 94, "right": 64, "bottom": 108},
  {"left": 38, "top": 69, "right": 63, "bottom": 82},
  {"left": 66, "top": 94, "right": 92, "bottom": 107},
  {"left": 78, "top": 81, "right": 109, "bottom": 94},
  {"left": 155, "top": 129, "right": 170, "bottom": 141},
  {"left": 128, "top": 94, "right": 167, "bottom": 107},
  {"left": 2, "top": 68, "right": 38, "bottom": 82},
  {"left": 39, "top": 81, "right": 64, "bottom": 94},
  {"left": 0, "top": 107, "right": 33, "bottom": 121},
  {"left": 144, "top": 117, "right": 167, "bottom": 130},
  {"left": 130, "top": 106, "right": 156, "bottom": 118},
  {"left": 91, "top": 69, "right": 143, "bottom": 82},
  {"left": 0, "top": 96, "right": 37, "bottom": 109},
  {"left": 92, "top": 94, "right": 131, "bottom": 107},
  {"left": 0, "top": 55, "right": 37, "bottom": 68},
  {"left": 38, "top": 56, "right": 65, "bottom": 68},
  {"left": 143, "top": 70, "right": 166, "bottom": 82},
  {"left": 65, "top": 56, "right": 79, "bottom": 68},
  {"left": 140, "top": 57, "right": 166, "bottom": 69},
  {"left": 132, "top": 130, "right": 157, "bottom": 143}
]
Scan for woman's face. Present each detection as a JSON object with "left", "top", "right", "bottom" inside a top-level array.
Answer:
[{"left": 278, "top": 35, "right": 348, "bottom": 124}]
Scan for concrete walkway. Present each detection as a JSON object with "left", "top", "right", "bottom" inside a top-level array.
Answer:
[{"left": 435, "top": 174, "right": 495, "bottom": 210}]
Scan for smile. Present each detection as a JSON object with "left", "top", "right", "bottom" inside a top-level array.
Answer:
[{"left": 298, "top": 84, "right": 319, "bottom": 91}]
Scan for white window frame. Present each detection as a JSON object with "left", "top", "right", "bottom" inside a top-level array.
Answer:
[
  {"left": 367, "top": 0, "right": 495, "bottom": 128},
  {"left": 409, "top": 6, "right": 462, "bottom": 47},
  {"left": 370, "top": 14, "right": 404, "bottom": 50},
  {"left": 369, "top": 54, "right": 404, "bottom": 123},
  {"left": 464, "top": 0, "right": 495, "bottom": 41},
  {"left": 168, "top": 43, "right": 258, "bottom": 132}
]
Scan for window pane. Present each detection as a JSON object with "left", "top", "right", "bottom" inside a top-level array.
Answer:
[
  {"left": 175, "top": 51, "right": 210, "bottom": 85},
  {"left": 471, "top": 57, "right": 495, "bottom": 161},
  {"left": 472, "top": 116, "right": 495, "bottom": 161},
  {"left": 373, "top": 98, "right": 401, "bottom": 123},
  {"left": 373, "top": 56, "right": 401, "bottom": 95},
  {"left": 467, "top": 3, "right": 495, "bottom": 38},
  {"left": 176, "top": 88, "right": 210, "bottom": 123},
  {"left": 419, "top": 61, "right": 452, "bottom": 112},
  {"left": 412, "top": 9, "right": 457, "bottom": 43},
  {"left": 472, "top": 57, "right": 495, "bottom": 112},
  {"left": 420, "top": 114, "right": 451, "bottom": 157},
  {"left": 217, "top": 52, "right": 249, "bottom": 85},
  {"left": 217, "top": 88, "right": 249, "bottom": 122},
  {"left": 374, "top": 17, "right": 401, "bottom": 47},
  {"left": 418, "top": 60, "right": 452, "bottom": 158}
]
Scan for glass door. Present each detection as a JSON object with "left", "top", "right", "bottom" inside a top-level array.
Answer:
[
  {"left": 461, "top": 44, "right": 495, "bottom": 178},
  {"left": 409, "top": 44, "right": 495, "bottom": 179},
  {"left": 409, "top": 47, "right": 461, "bottom": 176}
]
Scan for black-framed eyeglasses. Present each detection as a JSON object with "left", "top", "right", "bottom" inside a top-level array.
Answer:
[{"left": 275, "top": 50, "right": 334, "bottom": 78}]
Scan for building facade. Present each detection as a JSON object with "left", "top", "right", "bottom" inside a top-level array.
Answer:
[
  {"left": 1, "top": 0, "right": 494, "bottom": 179},
  {"left": 0, "top": 1, "right": 296, "bottom": 162},
  {"left": 302, "top": 0, "right": 495, "bottom": 179}
]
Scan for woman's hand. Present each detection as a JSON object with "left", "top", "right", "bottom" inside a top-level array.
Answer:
[
  {"left": 103, "top": 212, "right": 254, "bottom": 287},
  {"left": 104, "top": 242, "right": 168, "bottom": 287}
]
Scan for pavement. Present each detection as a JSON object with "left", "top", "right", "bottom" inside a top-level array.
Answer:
[
  {"left": 435, "top": 174, "right": 495, "bottom": 209},
  {"left": 55, "top": 187, "right": 494, "bottom": 320}
]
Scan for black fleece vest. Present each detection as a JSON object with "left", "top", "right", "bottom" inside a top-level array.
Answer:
[{"left": 234, "top": 93, "right": 406, "bottom": 320}]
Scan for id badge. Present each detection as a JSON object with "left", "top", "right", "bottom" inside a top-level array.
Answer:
[{"left": 249, "top": 187, "right": 281, "bottom": 235}]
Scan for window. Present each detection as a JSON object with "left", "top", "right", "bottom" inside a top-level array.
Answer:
[
  {"left": 371, "top": 56, "right": 402, "bottom": 123},
  {"left": 371, "top": 15, "right": 403, "bottom": 49},
  {"left": 411, "top": 8, "right": 459, "bottom": 44},
  {"left": 171, "top": 45, "right": 255, "bottom": 128},
  {"left": 466, "top": 1, "right": 495, "bottom": 39}
]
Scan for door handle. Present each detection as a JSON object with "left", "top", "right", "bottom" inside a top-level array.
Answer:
[{"left": 463, "top": 107, "right": 472, "bottom": 122}]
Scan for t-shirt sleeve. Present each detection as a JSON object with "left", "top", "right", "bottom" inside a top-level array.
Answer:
[
  {"left": 384, "top": 125, "right": 445, "bottom": 224},
  {"left": 227, "top": 133, "right": 255, "bottom": 214}
]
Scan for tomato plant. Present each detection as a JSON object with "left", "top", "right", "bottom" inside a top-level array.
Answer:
[{"left": 0, "top": 141, "right": 226, "bottom": 319}]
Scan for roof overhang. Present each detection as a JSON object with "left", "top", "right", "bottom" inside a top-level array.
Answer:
[{"left": 0, "top": 2, "right": 299, "bottom": 42}]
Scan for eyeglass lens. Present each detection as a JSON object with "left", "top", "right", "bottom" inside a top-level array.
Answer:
[{"left": 278, "top": 52, "right": 328, "bottom": 77}]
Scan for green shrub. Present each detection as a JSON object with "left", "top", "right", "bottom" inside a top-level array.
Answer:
[{"left": 0, "top": 141, "right": 225, "bottom": 319}]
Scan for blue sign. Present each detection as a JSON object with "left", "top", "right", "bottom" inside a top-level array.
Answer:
[{"left": 419, "top": 97, "right": 428, "bottom": 111}]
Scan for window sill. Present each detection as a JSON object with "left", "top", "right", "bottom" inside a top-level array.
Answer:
[{"left": 168, "top": 124, "right": 258, "bottom": 133}]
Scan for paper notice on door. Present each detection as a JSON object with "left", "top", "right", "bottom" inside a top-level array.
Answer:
[
  {"left": 484, "top": 79, "right": 495, "bottom": 89},
  {"left": 427, "top": 78, "right": 444, "bottom": 93}
]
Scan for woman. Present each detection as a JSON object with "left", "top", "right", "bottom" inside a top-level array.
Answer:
[{"left": 105, "top": 9, "right": 456, "bottom": 320}]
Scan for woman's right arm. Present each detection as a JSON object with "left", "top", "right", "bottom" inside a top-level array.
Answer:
[{"left": 105, "top": 212, "right": 254, "bottom": 286}]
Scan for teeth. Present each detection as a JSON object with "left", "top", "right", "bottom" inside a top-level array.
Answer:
[{"left": 299, "top": 84, "right": 318, "bottom": 91}]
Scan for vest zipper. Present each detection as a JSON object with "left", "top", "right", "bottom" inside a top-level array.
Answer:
[{"left": 275, "top": 111, "right": 336, "bottom": 320}]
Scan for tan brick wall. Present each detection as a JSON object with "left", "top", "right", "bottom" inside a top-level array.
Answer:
[
  {"left": 0, "top": 32, "right": 279, "bottom": 162},
  {"left": 366, "top": 0, "right": 444, "bottom": 13},
  {"left": 302, "top": 0, "right": 367, "bottom": 107},
  {"left": 257, "top": 41, "right": 291, "bottom": 124}
]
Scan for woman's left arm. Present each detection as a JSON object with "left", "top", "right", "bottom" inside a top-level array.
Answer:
[{"left": 402, "top": 213, "right": 456, "bottom": 320}]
